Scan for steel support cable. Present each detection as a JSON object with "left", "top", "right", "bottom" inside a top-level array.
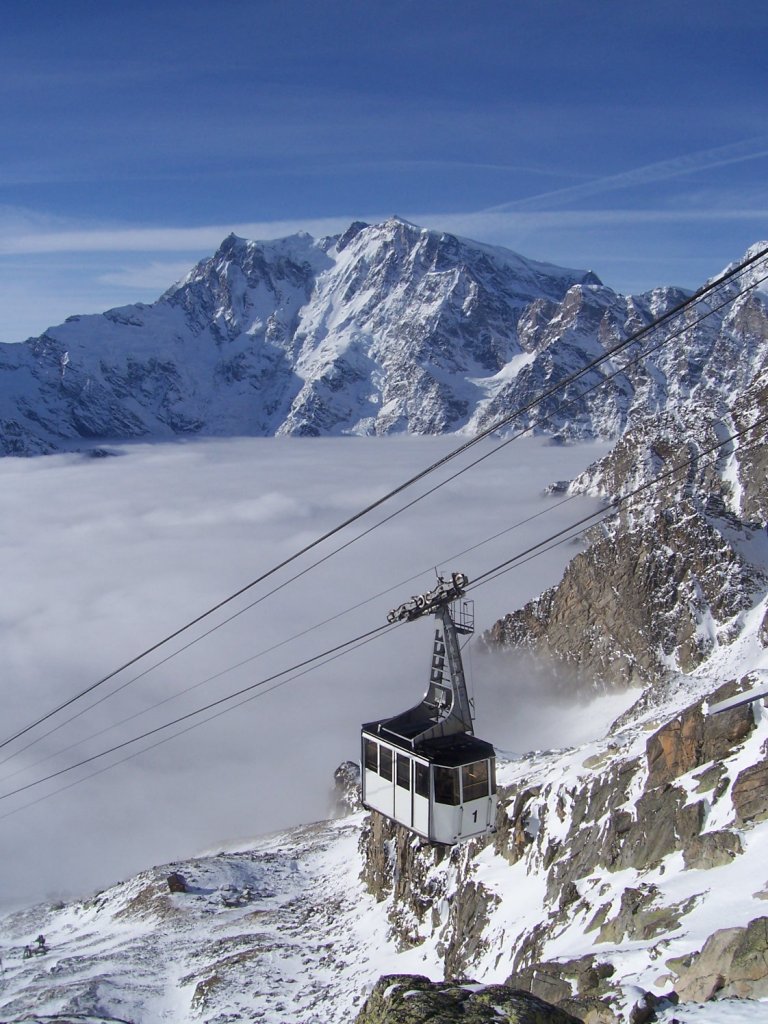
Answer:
[
  {"left": 4, "top": 255, "right": 767, "bottom": 784},
  {"left": 2, "top": 244, "right": 766, "bottom": 756},
  {"left": 0, "top": 487, "right": 586, "bottom": 786},
  {"left": 0, "top": 623, "right": 396, "bottom": 823},
  {"left": 0, "top": 621, "right": 395, "bottom": 806},
  {"left": 0, "top": 257, "right": 749, "bottom": 781},
  {"left": 2, "top": 405, "right": 766, "bottom": 814}
]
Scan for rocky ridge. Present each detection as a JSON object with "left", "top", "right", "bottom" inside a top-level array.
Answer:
[
  {"left": 357, "top": 668, "right": 768, "bottom": 1022},
  {"left": 3, "top": 236, "right": 768, "bottom": 1022},
  {"left": 1, "top": 221, "right": 766, "bottom": 455},
  {"left": 429, "top": 275, "right": 768, "bottom": 1019},
  {"left": 484, "top": 364, "right": 768, "bottom": 690},
  {"left": 3, "top": 667, "right": 768, "bottom": 1021}
]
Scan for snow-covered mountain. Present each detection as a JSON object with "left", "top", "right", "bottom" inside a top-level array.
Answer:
[
  {"left": 3, "top": 227, "right": 768, "bottom": 1023},
  {"left": 2, "top": 219, "right": 766, "bottom": 455}
]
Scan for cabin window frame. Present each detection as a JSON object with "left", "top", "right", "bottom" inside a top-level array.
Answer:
[
  {"left": 461, "top": 760, "right": 490, "bottom": 802},
  {"left": 414, "top": 761, "right": 430, "bottom": 799},
  {"left": 364, "top": 738, "right": 378, "bottom": 773},
  {"left": 433, "top": 765, "right": 460, "bottom": 805},
  {"left": 396, "top": 753, "right": 411, "bottom": 790},
  {"left": 379, "top": 746, "right": 393, "bottom": 782}
]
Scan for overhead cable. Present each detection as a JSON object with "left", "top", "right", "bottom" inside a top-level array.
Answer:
[
  {"left": 3, "top": 405, "right": 765, "bottom": 810},
  {"left": 1, "top": 244, "right": 766, "bottom": 756}
]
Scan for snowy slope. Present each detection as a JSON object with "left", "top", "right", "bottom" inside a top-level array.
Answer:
[
  {"left": 0, "top": 219, "right": 599, "bottom": 453},
  {"left": 2, "top": 636, "right": 768, "bottom": 1022},
  {"left": 2, "top": 219, "right": 766, "bottom": 455},
  {"left": 0, "top": 817, "right": 393, "bottom": 1022}
]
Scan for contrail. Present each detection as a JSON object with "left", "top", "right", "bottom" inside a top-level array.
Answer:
[{"left": 485, "top": 136, "right": 768, "bottom": 213}]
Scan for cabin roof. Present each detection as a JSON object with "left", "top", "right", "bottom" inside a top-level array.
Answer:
[{"left": 362, "top": 720, "right": 495, "bottom": 765}]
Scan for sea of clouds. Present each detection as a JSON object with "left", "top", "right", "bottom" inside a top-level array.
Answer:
[{"left": 0, "top": 434, "right": 612, "bottom": 909}]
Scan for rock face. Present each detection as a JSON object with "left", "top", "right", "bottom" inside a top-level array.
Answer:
[
  {"left": 354, "top": 974, "right": 583, "bottom": 1024},
  {"left": 732, "top": 758, "right": 768, "bottom": 823},
  {"left": 1, "top": 221, "right": 766, "bottom": 455},
  {"left": 332, "top": 760, "right": 363, "bottom": 816},
  {"left": 645, "top": 697, "right": 755, "bottom": 788},
  {"left": 358, "top": 674, "right": 768, "bottom": 1019},
  {"left": 483, "top": 499, "right": 759, "bottom": 688},
  {"left": 484, "top": 362, "right": 768, "bottom": 692},
  {"left": 672, "top": 917, "right": 768, "bottom": 1001}
]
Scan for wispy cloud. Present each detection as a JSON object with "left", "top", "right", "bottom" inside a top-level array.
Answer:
[
  {"left": 0, "top": 216, "right": 355, "bottom": 256},
  {"left": 98, "top": 261, "right": 203, "bottom": 290},
  {"left": 2, "top": 205, "right": 768, "bottom": 261},
  {"left": 484, "top": 137, "right": 768, "bottom": 213}
]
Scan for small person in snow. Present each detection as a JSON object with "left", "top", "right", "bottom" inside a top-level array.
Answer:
[
  {"left": 22, "top": 946, "right": 32, "bottom": 959},
  {"left": 35, "top": 934, "right": 47, "bottom": 952}
]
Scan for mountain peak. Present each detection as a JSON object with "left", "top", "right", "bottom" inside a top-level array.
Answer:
[
  {"left": 0, "top": 226, "right": 764, "bottom": 455},
  {"left": 217, "top": 231, "right": 248, "bottom": 254},
  {"left": 336, "top": 220, "right": 369, "bottom": 252}
]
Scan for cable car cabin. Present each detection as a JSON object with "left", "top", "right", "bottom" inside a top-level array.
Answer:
[{"left": 361, "top": 572, "right": 497, "bottom": 845}]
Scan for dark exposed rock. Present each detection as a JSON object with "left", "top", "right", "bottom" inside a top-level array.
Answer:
[
  {"left": 354, "top": 974, "right": 584, "bottom": 1024},
  {"left": 731, "top": 372, "right": 768, "bottom": 524},
  {"left": 506, "top": 962, "right": 572, "bottom": 1006},
  {"left": 645, "top": 694, "right": 755, "bottom": 789},
  {"left": 559, "top": 996, "right": 618, "bottom": 1024},
  {"left": 596, "top": 885, "right": 698, "bottom": 944},
  {"left": 507, "top": 956, "right": 614, "bottom": 1007},
  {"left": 691, "top": 761, "right": 727, "bottom": 794},
  {"left": 360, "top": 811, "right": 498, "bottom": 970},
  {"left": 760, "top": 606, "right": 768, "bottom": 646},
  {"left": 671, "top": 916, "right": 768, "bottom": 1000},
  {"left": 543, "top": 761, "right": 705, "bottom": 901},
  {"left": 359, "top": 810, "right": 398, "bottom": 903},
  {"left": 494, "top": 785, "right": 541, "bottom": 865},
  {"left": 732, "top": 758, "right": 768, "bottom": 823},
  {"left": 506, "top": 956, "right": 669, "bottom": 1024},
  {"left": 612, "top": 786, "right": 706, "bottom": 873},
  {"left": 332, "top": 759, "right": 362, "bottom": 815},
  {"left": 683, "top": 830, "right": 743, "bottom": 869},
  {"left": 359, "top": 812, "right": 453, "bottom": 951},
  {"left": 166, "top": 871, "right": 188, "bottom": 893},
  {"left": 483, "top": 501, "right": 755, "bottom": 690},
  {"left": 441, "top": 880, "right": 500, "bottom": 980}
]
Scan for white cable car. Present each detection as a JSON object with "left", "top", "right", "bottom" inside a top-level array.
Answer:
[{"left": 361, "top": 572, "right": 497, "bottom": 845}]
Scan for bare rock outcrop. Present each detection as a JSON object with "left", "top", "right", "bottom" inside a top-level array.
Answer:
[
  {"left": 671, "top": 916, "right": 768, "bottom": 1001},
  {"left": 506, "top": 956, "right": 674, "bottom": 1024},
  {"left": 332, "top": 759, "right": 363, "bottom": 815},
  {"left": 732, "top": 758, "right": 768, "bottom": 824},
  {"left": 645, "top": 693, "right": 755, "bottom": 788},
  {"left": 359, "top": 811, "right": 497, "bottom": 967},
  {"left": 483, "top": 500, "right": 755, "bottom": 690},
  {"left": 354, "top": 974, "right": 584, "bottom": 1024},
  {"left": 683, "top": 829, "right": 743, "bottom": 869}
]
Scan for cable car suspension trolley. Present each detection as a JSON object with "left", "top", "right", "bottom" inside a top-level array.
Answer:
[{"left": 361, "top": 572, "right": 497, "bottom": 845}]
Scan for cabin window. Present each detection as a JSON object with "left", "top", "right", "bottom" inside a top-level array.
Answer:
[
  {"left": 396, "top": 753, "right": 410, "bottom": 790},
  {"left": 434, "top": 766, "right": 459, "bottom": 805},
  {"left": 462, "top": 761, "right": 489, "bottom": 802},
  {"left": 364, "top": 738, "right": 378, "bottom": 773},
  {"left": 414, "top": 762, "right": 430, "bottom": 799},
  {"left": 380, "top": 746, "right": 393, "bottom": 781}
]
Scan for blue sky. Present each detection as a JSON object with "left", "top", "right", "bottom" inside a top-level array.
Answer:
[{"left": 1, "top": 0, "right": 767, "bottom": 342}]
